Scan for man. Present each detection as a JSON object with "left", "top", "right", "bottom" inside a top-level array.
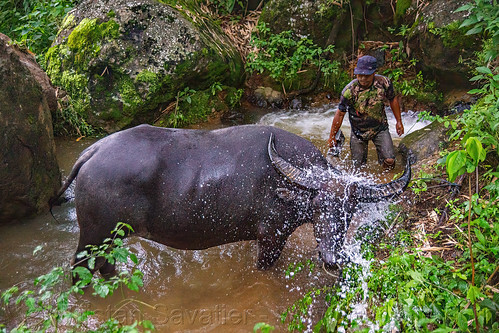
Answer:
[{"left": 328, "top": 55, "right": 404, "bottom": 169}]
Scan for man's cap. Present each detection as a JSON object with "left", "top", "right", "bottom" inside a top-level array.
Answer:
[{"left": 354, "top": 55, "right": 377, "bottom": 75}]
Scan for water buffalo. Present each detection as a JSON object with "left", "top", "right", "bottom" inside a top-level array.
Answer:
[{"left": 52, "top": 124, "right": 410, "bottom": 277}]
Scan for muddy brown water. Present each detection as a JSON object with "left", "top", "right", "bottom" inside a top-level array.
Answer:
[{"left": 0, "top": 105, "right": 428, "bottom": 331}]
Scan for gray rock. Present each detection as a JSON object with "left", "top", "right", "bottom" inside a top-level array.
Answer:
[
  {"left": 398, "top": 118, "right": 451, "bottom": 163},
  {"left": 46, "top": 0, "right": 244, "bottom": 133},
  {"left": 253, "top": 86, "right": 283, "bottom": 107},
  {"left": 0, "top": 33, "right": 61, "bottom": 224},
  {"left": 413, "top": 0, "right": 480, "bottom": 90}
]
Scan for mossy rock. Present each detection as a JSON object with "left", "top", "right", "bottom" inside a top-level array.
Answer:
[
  {"left": 46, "top": 0, "right": 244, "bottom": 133},
  {"left": 259, "top": 0, "right": 344, "bottom": 48},
  {"left": 411, "top": 0, "right": 481, "bottom": 91},
  {"left": 0, "top": 33, "right": 61, "bottom": 223}
]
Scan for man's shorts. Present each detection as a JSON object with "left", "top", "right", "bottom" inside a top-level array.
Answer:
[{"left": 350, "top": 129, "right": 395, "bottom": 166}]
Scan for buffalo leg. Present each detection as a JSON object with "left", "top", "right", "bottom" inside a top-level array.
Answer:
[
  {"left": 256, "top": 235, "right": 286, "bottom": 270},
  {"left": 71, "top": 230, "right": 110, "bottom": 284},
  {"left": 98, "top": 256, "right": 116, "bottom": 278}
]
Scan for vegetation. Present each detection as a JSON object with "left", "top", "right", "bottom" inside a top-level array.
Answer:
[
  {"left": 1, "top": 223, "right": 154, "bottom": 332},
  {"left": 0, "top": 0, "right": 77, "bottom": 58},
  {"left": 247, "top": 22, "right": 348, "bottom": 94}
]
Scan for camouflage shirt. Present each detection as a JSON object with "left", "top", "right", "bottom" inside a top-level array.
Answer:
[{"left": 338, "top": 74, "right": 396, "bottom": 140}]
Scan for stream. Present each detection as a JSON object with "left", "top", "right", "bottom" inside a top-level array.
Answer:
[{"left": 0, "top": 104, "right": 429, "bottom": 332}]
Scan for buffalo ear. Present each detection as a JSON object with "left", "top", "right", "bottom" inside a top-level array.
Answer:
[{"left": 276, "top": 188, "right": 297, "bottom": 201}]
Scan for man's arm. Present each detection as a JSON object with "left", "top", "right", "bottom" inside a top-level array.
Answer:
[
  {"left": 328, "top": 110, "right": 346, "bottom": 148},
  {"left": 389, "top": 96, "right": 404, "bottom": 136}
]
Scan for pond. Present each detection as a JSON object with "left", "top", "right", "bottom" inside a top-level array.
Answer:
[{"left": 0, "top": 104, "right": 429, "bottom": 332}]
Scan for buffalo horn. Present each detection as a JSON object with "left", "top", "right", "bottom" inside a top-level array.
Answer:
[
  {"left": 355, "top": 159, "right": 412, "bottom": 202},
  {"left": 268, "top": 133, "right": 321, "bottom": 190}
]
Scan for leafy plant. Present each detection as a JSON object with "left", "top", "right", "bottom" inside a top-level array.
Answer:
[
  {"left": 201, "top": 0, "right": 244, "bottom": 15},
  {"left": 52, "top": 95, "right": 97, "bottom": 138},
  {"left": 168, "top": 87, "right": 197, "bottom": 128},
  {"left": 210, "top": 81, "right": 223, "bottom": 96},
  {"left": 1, "top": 223, "right": 154, "bottom": 332},
  {"left": 246, "top": 22, "right": 341, "bottom": 92},
  {"left": 445, "top": 137, "right": 487, "bottom": 182},
  {"left": 227, "top": 88, "right": 244, "bottom": 108},
  {"left": 0, "top": 0, "right": 77, "bottom": 59},
  {"left": 456, "top": 0, "right": 499, "bottom": 61},
  {"left": 253, "top": 322, "right": 275, "bottom": 333}
]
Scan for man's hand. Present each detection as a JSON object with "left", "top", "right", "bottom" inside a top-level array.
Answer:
[
  {"left": 396, "top": 121, "right": 404, "bottom": 136},
  {"left": 328, "top": 110, "right": 346, "bottom": 148},
  {"left": 328, "top": 137, "right": 337, "bottom": 148}
]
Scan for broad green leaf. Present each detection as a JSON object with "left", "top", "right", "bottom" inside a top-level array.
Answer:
[
  {"left": 142, "top": 320, "right": 155, "bottom": 330},
  {"left": 465, "top": 137, "right": 486, "bottom": 164},
  {"left": 72, "top": 266, "right": 93, "bottom": 285},
  {"left": 468, "top": 88, "right": 484, "bottom": 94},
  {"left": 457, "top": 312, "right": 468, "bottom": 331},
  {"left": 454, "top": 4, "right": 472, "bottom": 13},
  {"left": 94, "top": 284, "right": 110, "bottom": 298},
  {"left": 467, "top": 285, "right": 480, "bottom": 303},
  {"left": 446, "top": 150, "right": 467, "bottom": 181},
  {"left": 470, "top": 74, "right": 484, "bottom": 81},
  {"left": 474, "top": 229, "right": 486, "bottom": 244},
  {"left": 460, "top": 16, "right": 478, "bottom": 27},
  {"left": 466, "top": 26, "right": 483, "bottom": 35},
  {"left": 130, "top": 253, "right": 138, "bottom": 264},
  {"left": 476, "top": 66, "right": 493, "bottom": 75},
  {"left": 408, "top": 270, "right": 423, "bottom": 283},
  {"left": 88, "top": 257, "right": 95, "bottom": 270}
]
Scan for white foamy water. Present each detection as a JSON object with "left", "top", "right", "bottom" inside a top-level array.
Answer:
[{"left": 257, "top": 104, "right": 431, "bottom": 143}]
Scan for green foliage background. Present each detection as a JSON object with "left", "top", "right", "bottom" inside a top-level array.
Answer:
[{"left": 0, "top": 0, "right": 77, "bottom": 58}]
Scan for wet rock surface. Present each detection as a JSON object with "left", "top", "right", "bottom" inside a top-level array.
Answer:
[
  {"left": 398, "top": 117, "right": 451, "bottom": 163},
  {"left": 0, "top": 33, "right": 60, "bottom": 224},
  {"left": 412, "top": 0, "right": 480, "bottom": 90}
]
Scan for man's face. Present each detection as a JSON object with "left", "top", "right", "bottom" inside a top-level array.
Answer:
[{"left": 356, "top": 73, "right": 375, "bottom": 88}]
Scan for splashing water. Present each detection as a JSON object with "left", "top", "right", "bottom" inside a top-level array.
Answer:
[{"left": 258, "top": 104, "right": 431, "bottom": 143}]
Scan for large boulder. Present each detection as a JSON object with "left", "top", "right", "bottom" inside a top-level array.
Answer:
[
  {"left": 46, "top": 0, "right": 244, "bottom": 133},
  {"left": 398, "top": 119, "right": 451, "bottom": 163},
  {"left": 0, "top": 33, "right": 61, "bottom": 224},
  {"left": 259, "top": 0, "right": 346, "bottom": 48},
  {"left": 410, "top": 0, "right": 480, "bottom": 90}
]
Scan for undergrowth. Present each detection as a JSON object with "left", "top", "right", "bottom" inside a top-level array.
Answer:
[
  {"left": 246, "top": 22, "right": 347, "bottom": 95},
  {"left": 0, "top": 223, "right": 154, "bottom": 332},
  {"left": 0, "top": 0, "right": 77, "bottom": 60}
]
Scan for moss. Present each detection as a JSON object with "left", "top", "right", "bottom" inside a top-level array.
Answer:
[
  {"left": 66, "top": 18, "right": 120, "bottom": 71},
  {"left": 60, "top": 14, "right": 76, "bottom": 30},
  {"left": 395, "top": 0, "right": 411, "bottom": 24},
  {"left": 61, "top": 71, "right": 89, "bottom": 97},
  {"left": 48, "top": 2, "right": 243, "bottom": 133},
  {"left": 118, "top": 78, "right": 143, "bottom": 114},
  {"left": 224, "top": 86, "right": 243, "bottom": 108},
  {"left": 45, "top": 17, "right": 121, "bottom": 135},
  {"left": 135, "top": 70, "right": 161, "bottom": 95}
]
